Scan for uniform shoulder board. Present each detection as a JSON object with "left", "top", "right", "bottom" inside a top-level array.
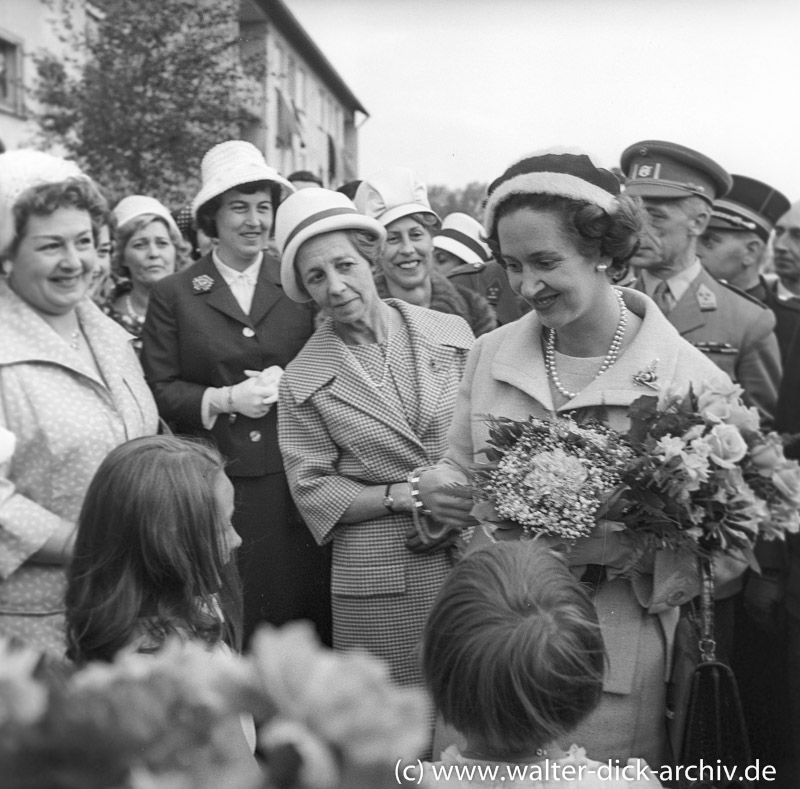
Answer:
[{"left": 719, "top": 279, "right": 769, "bottom": 308}]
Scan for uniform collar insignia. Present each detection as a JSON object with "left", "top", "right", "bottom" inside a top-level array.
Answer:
[{"left": 696, "top": 283, "right": 717, "bottom": 311}]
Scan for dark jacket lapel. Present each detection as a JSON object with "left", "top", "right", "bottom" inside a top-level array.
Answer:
[
  {"left": 192, "top": 255, "right": 250, "bottom": 326},
  {"left": 249, "top": 252, "right": 284, "bottom": 327}
]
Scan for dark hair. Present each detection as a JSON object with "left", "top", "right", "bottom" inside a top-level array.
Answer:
[
  {"left": 9, "top": 177, "right": 109, "bottom": 260},
  {"left": 66, "top": 435, "right": 243, "bottom": 664},
  {"left": 486, "top": 192, "right": 644, "bottom": 282},
  {"left": 293, "top": 227, "right": 383, "bottom": 299},
  {"left": 196, "top": 180, "right": 283, "bottom": 238},
  {"left": 288, "top": 170, "right": 322, "bottom": 186},
  {"left": 422, "top": 541, "right": 605, "bottom": 757},
  {"left": 111, "top": 213, "right": 192, "bottom": 279},
  {"left": 336, "top": 180, "right": 362, "bottom": 201}
]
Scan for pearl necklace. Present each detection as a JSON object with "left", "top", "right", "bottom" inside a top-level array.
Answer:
[
  {"left": 545, "top": 288, "right": 627, "bottom": 400},
  {"left": 69, "top": 329, "right": 82, "bottom": 351}
]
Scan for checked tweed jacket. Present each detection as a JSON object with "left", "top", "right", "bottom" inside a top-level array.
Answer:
[{"left": 278, "top": 299, "right": 474, "bottom": 687}]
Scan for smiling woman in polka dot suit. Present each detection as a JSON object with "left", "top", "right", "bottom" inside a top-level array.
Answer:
[{"left": 0, "top": 150, "right": 159, "bottom": 655}]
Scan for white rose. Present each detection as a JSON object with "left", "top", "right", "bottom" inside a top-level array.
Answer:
[{"left": 706, "top": 424, "right": 748, "bottom": 468}]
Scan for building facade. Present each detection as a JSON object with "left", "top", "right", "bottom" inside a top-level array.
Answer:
[
  {"left": 241, "top": 0, "right": 366, "bottom": 187},
  {"left": 0, "top": 0, "right": 365, "bottom": 184}
]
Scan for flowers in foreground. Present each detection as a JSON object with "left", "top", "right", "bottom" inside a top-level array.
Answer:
[{"left": 0, "top": 624, "right": 429, "bottom": 789}]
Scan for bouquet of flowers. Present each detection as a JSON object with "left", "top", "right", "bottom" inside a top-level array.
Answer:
[
  {"left": 0, "top": 623, "right": 429, "bottom": 789},
  {"left": 471, "top": 379, "right": 800, "bottom": 573}
]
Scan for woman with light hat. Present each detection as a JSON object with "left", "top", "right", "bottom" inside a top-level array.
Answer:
[
  {"left": 354, "top": 167, "right": 497, "bottom": 336},
  {"left": 434, "top": 211, "right": 528, "bottom": 325},
  {"left": 275, "top": 187, "right": 474, "bottom": 697},
  {"left": 102, "top": 195, "right": 191, "bottom": 352},
  {"left": 0, "top": 149, "right": 158, "bottom": 654},
  {"left": 140, "top": 140, "right": 330, "bottom": 646},
  {"left": 410, "top": 151, "right": 740, "bottom": 765}
]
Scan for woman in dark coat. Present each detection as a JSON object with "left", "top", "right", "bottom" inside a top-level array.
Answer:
[{"left": 140, "top": 140, "right": 331, "bottom": 645}]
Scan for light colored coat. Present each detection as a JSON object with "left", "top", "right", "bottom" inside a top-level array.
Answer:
[
  {"left": 0, "top": 281, "right": 158, "bottom": 654},
  {"left": 443, "top": 286, "right": 732, "bottom": 765},
  {"left": 278, "top": 299, "right": 474, "bottom": 687}
]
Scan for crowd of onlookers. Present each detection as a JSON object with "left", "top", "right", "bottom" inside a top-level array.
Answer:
[{"left": 0, "top": 137, "right": 799, "bottom": 788}]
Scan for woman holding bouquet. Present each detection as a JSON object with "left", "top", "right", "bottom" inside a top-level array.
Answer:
[{"left": 417, "top": 152, "right": 735, "bottom": 766}]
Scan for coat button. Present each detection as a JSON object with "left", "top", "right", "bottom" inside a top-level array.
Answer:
[
  {"left": 667, "top": 590, "right": 687, "bottom": 606},
  {"left": 242, "top": 327, "right": 255, "bottom": 337},
  {"left": 249, "top": 430, "right": 262, "bottom": 442}
]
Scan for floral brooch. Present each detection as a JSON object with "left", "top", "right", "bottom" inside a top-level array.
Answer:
[
  {"left": 633, "top": 359, "right": 659, "bottom": 390},
  {"left": 192, "top": 274, "right": 214, "bottom": 294}
]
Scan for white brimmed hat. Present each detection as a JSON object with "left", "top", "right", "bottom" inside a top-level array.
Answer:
[
  {"left": 0, "top": 150, "right": 85, "bottom": 257},
  {"left": 113, "top": 195, "right": 180, "bottom": 238},
  {"left": 353, "top": 166, "right": 440, "bottom": 228},
  {"left": 191, "top": 140, "right": 294, "bottom": 219},
  {"left": 275, "top": 188, "right": 386, "bottom": 303},
  {"left": 434, "top": 212, "right": 490, "bottom": 267}
]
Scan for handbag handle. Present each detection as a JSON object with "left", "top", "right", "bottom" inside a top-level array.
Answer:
[{"left": 698, "top": 555, "right": 716, "bottom": 663}]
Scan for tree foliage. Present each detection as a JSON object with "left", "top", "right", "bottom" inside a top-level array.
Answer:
[
  {"left": 427, "top": 181, "right": 489, "bottom": 222},
  {"left": 33, "top": 0, "right": 261, "bottom": 207}
]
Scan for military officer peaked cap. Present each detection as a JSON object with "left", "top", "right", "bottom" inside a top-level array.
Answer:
[
  {"left": 620, "top": 140, "right": 732, "bottom": 204},
  {"left": 707, "top": 174, "right": 790, "bottom": 243}
]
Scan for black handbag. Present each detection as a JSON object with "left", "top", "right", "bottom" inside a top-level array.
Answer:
[{"left": 667, "top": 556, "right": 752, "bottom": 789}]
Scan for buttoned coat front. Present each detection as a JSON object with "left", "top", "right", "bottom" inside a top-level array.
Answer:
[
  {"left": 443, "top": 287, "right": 732, "bottom": 766},
  {"left": 636, "top": 267, "right": 781, "bottom": 427},
  {"left": 140, "top": 253, "right": 329, "bottom": 642},
  {"left": 0, "top": 282, "right": 158, "bottom": 654},
  {"left": 278, "top": 300, "right": 474, "bottom": 687}
]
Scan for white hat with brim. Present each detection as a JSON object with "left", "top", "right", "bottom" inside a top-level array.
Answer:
[
  {"left": 353, "top": 166, "right": 440, "bottom": 228},
  {"left": 0, "top": 150, "right": 85, "bottom": 257},
  {"left": 275, "top": 188, "right": 386, "bottom": 303},
  {"left": 114, "top": 195, "right": 181, "bottom": 239},
  {"left": 191, "top": 140, "right": 294, "bottom": 220},
  {"left": 433, "top": 212, "right": 490, "bottom": 267}
]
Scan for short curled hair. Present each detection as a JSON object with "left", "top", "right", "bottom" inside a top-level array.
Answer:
[
  {"left": 486, "top": 192, "right": 644, "bottom": 282},
  {"left": 422, "top": 541, "right": 605, "bottom": 757},
  {"left": 8, "top": 177, "right": 109, "bottom": 260},
  {"left": 292, "top": 227, "right": 384, "bottom": 299},
  {"left": 196, "top": 180, "right": 283, "bottom": 239},
  {"left": 112, "top": 213, "right": 192, "bottom": 279}
]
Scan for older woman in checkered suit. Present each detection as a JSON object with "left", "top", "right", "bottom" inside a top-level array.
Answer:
[{"left": 275, "top": 188, "right": 474, "bottom": 690}]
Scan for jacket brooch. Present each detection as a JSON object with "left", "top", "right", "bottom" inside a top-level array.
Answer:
[
  {"left": 633, "top": 359, "right": 660, "bottom": 390},
  {"left": 192, "top": 274, "right": 214, "bottom": 294}
]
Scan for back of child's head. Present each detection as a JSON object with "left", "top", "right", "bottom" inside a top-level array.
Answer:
[
  {"left": 66, "top": 435, "right": 242, "bottom": 664},
  {"left": 422, "top": 541, "right": 605, "bottom": 756}
]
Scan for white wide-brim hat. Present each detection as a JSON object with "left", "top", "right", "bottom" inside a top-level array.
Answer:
[
  {"left": 191, "top": 140, "right": 294, "bottom": 219},
  {"left": 353, "top": 165, "right": 440, "bottom": 228},
  {"left": 433, "top": 212, "right": 490, "bottom": 267},
  {"left": 0, "top": 149, "right": 85, "bottom": 257},
  {"left": 113, "top": 195, "right": 181, "bottom": 239},
  {"left": 275, "top": 188, "right": 386, "bottom": 303}
]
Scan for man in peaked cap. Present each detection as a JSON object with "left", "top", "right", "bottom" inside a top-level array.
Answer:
[
  {"left": 698, "top": 174, "right": 790, "bottom": 302},
  {"left": 622, "top": 140, "right": 781, "bottom": 430}
]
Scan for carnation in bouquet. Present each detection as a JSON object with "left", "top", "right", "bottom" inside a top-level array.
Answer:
[{"left": 468, "top": 378, "right": 800, "bottom": 576}]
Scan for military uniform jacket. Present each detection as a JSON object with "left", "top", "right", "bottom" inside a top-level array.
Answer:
[
  {"left": 140, "top": 253, "right": 315, "bottom": 477},
  {"left": 637, "top": 267, "right": 781, "bottom": 427}
]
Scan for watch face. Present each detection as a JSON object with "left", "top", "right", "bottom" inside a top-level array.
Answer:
[{"left": 383, "top": 494, "right": 394, "bottom": 510}]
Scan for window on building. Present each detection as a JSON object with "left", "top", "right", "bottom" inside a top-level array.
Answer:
[
  {"left": 273, "top": 44, "right": 284, "bottom": 79},
  {"left": 0, "top": 35, "right": 22, "bottom": 115},
  {"left": 296, "top": 67, "right": 306, "bottom": 111},
  {"left": 287, "top": 56, "right": 296, "bottom": 99}
]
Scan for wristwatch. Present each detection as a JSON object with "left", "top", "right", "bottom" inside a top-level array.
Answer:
[{"left": 382, "top": 483, "right": 396, "bottom": 514}]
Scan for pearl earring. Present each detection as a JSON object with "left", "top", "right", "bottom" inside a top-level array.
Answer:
[{"left": 596, "top": 263, "right": 609, "bottom": 273}]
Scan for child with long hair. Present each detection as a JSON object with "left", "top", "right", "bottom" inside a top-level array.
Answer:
[
  {"left": 421, "top": 542, "right": 662, "bottom": 788},
  {"left": 66, "top": 435, "right": 243, "bottom": 664}
]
